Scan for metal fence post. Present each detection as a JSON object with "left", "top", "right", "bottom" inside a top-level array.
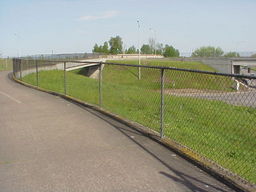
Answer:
[
  {"left": 5, "top": 58, "right": 7, "bottom": 69},
  {"left": 99, "top": 62, "right": 102, "bottom": 107},
  {"left": 160, "top": 68, "right": 165, "bottom": 138},
  {"left": 12, "top": 58, "right": 15, "bottom": 77},
  {"left": 35, "top": 60, "right": 39, "bottom": 87},
  {"left": 19, "top": 59, "right": 22, "bottom": 80},
  {"left": 64, "top": 62, "right": 67, "bottom": 95}
]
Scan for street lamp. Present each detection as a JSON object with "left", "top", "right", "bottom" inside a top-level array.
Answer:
[
  {"left": 137, "top": 20, "right": 141, "bottom": 80},
  {"left": 149, "top": 28, "right": 157, "bottom": 57},
  {"left": 14, "top": 33, "right": 20, "bottom": 58}
]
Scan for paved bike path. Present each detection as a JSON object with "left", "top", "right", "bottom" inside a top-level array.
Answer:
[{"left": 0, "top": 71, "right": 234, "bottom": 192}]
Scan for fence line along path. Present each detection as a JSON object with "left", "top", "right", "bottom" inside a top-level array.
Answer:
[
  {"left": 11, "top": 58, "right": 256, "bottom": 191},
  {"left": 0, "top": 69, "right": 238, "bottom": 191}
]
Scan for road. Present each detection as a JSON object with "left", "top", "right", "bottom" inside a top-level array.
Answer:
[
  {"left": 165, "top": 89, "right": 256, "bottom": 107},
  {"left": 0, "top": 71, "right": 235, "bottom": 192}
]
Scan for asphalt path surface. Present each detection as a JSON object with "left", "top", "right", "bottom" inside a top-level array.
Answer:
[{"left": 0, "top": 71, "right": 235, "bottom": 192}]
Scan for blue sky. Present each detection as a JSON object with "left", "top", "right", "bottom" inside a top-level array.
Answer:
[{"left": 0, "top": 0, "right": 256, "bottom": 57}]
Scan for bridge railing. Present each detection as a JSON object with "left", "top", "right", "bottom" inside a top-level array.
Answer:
[{"left": 13, "top": 58, "right": 256, "bottom": 191}]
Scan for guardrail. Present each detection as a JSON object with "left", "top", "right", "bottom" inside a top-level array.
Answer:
[{"left": 13, "top": 58, "right": 256, "bottom": 191}]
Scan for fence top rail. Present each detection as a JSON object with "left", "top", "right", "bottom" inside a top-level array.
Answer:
[
  {"left": 103, "top": 61, "right": 256, "bottom": 79},
  {"left": 15, "top": 58, "right": 256, "bottom": 79}
]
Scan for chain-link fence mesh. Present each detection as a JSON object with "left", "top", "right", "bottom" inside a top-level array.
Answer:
[
  {"left": 36, "top": 60, "right": 65, "bottom": 94},
  {"left": 0, "top": 58, "right": 12, "bottom": 71},
  {"left": 66, "top": 61, "right": 99, "bottom": 105},
  {"left": 164, "top": 69, "right": 256, "bottom": 185},
  {"left": 102, "top": 64, "right": 162, "bottom": 133},
  {"left": 13, "top": 58, "right": 256, "bottom": 188}
]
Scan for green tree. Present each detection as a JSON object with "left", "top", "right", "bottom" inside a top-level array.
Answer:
[
  {"left": 98, "top": 45, "right": 104, "bottom": 53},
  {"left": 92, "top": 44, "right": 99, "bottom": 53},
  {"left": 156, "top": 43, "right": 164, "bottom": 55},
  {"left": 125, "top": 46, "right": 137, "bottom": 54},
  {"left": 163, "top": 45, "right": 179, "bottom": 57},
  {"left": 140, "top": 44, "right": 151, "bottom": 54},
  {"left": 109, "top": 36, "right": 123, "bottom": 54},
  {"left": 224, "top": 52, "right": 240, "bottom": 57},
  {"left": 251, "top": 53, "right": 256, "bottom": 58},
  {"left": 192, "top": 46, "right": 224, "bottom": 57},
  {"left": 102, "top": 41, "right": 109, "bottom": 54}
]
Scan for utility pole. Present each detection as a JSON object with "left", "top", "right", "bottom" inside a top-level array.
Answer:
[
  {"left": 137, "top": 20, "right": 141, "bottom": 80},
  {"left": 149, "top": 28, "right": 157, "bottom": 57},
  {"left": 14, "top": 33, "right": 20, "bottom": 58},
  {"left": 5, "top": 57, "right": 8, "bottom": 69}
]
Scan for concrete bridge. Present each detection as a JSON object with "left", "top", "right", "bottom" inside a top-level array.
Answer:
[
  {"left": 231, "top": 58, "right": 256, "bottom": 75},
  {"left": 65, "top": 60, "right": 105, "bottom": 79},
  {"left": 13, "top": 58, "right": 106, "bottom": 79}
]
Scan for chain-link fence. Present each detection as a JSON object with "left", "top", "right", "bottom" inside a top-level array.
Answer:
[
  {"left": 0, "top": 58, "right": 12, "bottom": 71},
  {"left": 13, "top": 58, "right": 256, "bottom": 189}
]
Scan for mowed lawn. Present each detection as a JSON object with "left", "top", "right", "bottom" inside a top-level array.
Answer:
[
  {"left": 104, "top": 60, "right": 234, "bottom": 91},
  {"left": 22, "top": 60, "right": 256, "bottom": 184}
]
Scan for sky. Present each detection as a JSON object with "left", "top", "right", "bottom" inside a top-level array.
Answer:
[{"left": 0, "top": 0, "right": 256, "bottom": 57}]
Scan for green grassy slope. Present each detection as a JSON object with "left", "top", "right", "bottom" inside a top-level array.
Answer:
[
  {"left": 108, "top": 59, "right": 216, "bottom": 71},
  {"left": 105, "top": 60, "right": 233, "bottom": 91}
]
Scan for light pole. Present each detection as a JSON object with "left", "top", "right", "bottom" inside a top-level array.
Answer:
[
  {"left": 14, "top": 33, "right": 20, "bottom": 58},
  {"left": 149, "top": 28, "right": 157, "bottom": 57},
  {"left": 137, "top": 20, "right": 141, "bottom": 80}
]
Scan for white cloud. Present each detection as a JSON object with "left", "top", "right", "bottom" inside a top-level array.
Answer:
[{"left": 79, "top": 11, "right": 118, "bottom": 21}]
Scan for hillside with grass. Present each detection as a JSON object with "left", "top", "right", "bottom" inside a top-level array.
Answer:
[
  {"left": 108, "top": 59, "right": 217, "bottom": 71},
  {"left": 103, "top": 60, "right": 233, "bottom": 91}
]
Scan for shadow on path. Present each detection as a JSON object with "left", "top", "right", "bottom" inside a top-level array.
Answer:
[{"left": 81, "top": 107, "right": 235, "bottom": 192}]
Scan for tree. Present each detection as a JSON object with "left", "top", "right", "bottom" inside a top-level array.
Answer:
[
  {"left": 251, "top": 53, "right": 256, "bottom": 58},
  {"left": 156, "top": 43, "right": 164, "bottom": 55},
  {"left": 92, "top": 42, "right": 109, "bottom": 54},
  {"left": 126, "top": 46, "right": 137, "bottom": 54},
  {"left": 92, "top": 44, "right": 99, "bottom": 53},
  {"left": 140, "top": 44, "right": 151, "bottom": 54},
  {"left": 102, "top": 41, "right": 109, "bottom": 54},
  {"left": 192, "top": 46, "right": 224, "bottom": 57},
  {"left": 98, "top": 45, "right": 104, "bottom": 53},
  {"left": 163, "top": 45, "right": 180, "bottom": 57},
  {"left": 224, "top": 52, "right": 240, "bottom": 58},
  {"left": 109, "top": 36, "right": 123, "bottom": 54}
]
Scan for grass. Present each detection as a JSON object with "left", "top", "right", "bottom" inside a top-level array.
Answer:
[
  {"left": 105, "top": 60, "right": 234, "bottom": 91},
  {"left": 22, "top": 60, "right": 256, "bottom": 184},
  {"left": 109, "top": 59, "right": 217, "bottom": 71},
  {"left": 0, "top": 58, "right": 12, "bottom": 71}
]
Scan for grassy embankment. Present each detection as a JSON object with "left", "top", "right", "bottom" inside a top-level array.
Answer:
[{"left": 22, "top": 60, "right": 256, "bottom": 183}]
